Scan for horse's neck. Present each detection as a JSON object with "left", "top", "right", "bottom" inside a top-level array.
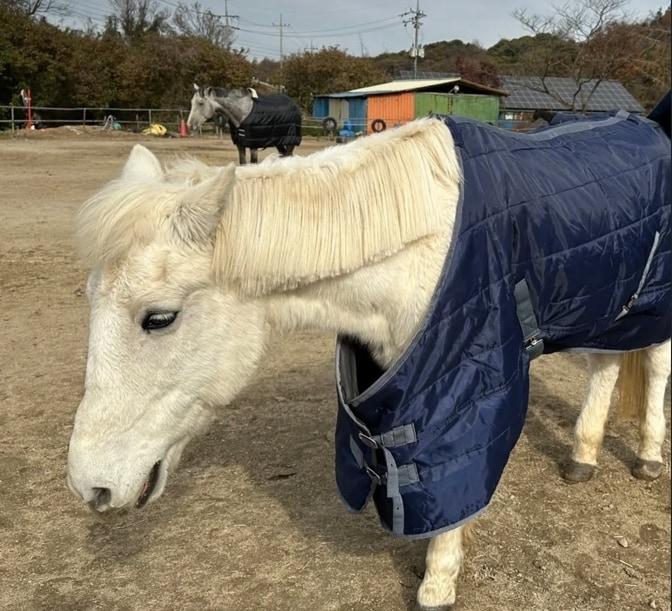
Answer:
[
  {"left": 212, "top": 94, "right": 252, "bottom": 126},
  {"left": 260, "top": 230, "right": 451, "bottom": 367},
  {"left": 216, "top": 119, "right": 461, "bottom": 364}
]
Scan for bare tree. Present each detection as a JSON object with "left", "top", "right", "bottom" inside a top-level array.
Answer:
[
  {"left": 629, "top": 11, "right": 671, "bottom": 90},
  {"left": 513, "top": 0, "right": 632, "bottom": 111},
  {"left": 106, "top": 0, "right": 171, "bottom": 39},
  {"left": 0, "top": 0, "right": 69, "bottom": 17},
  {"left": 172, "top": 1, "right": 235, "bottom": 48}
]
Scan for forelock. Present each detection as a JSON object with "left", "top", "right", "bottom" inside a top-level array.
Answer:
[{"left": 77, "top": 158, "right": 217, "bottom": 266}]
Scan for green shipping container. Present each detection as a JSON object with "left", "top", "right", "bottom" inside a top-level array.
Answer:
[
  {"left": 414, "top": 93, "right": 452, "bottom": 118},
  {"left": 450, "top": 94, "right": 499, "bottom": 123},
  {"left": 414, "top": 93, "right": 499, "bottom": 123}
]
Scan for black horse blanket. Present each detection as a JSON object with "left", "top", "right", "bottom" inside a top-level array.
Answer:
[{"left": 230, "top": 94, "right": 302, "bottom": 150}]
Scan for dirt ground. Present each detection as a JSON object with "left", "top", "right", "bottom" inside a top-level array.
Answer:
[{"left": 0, "top": 129, "right": 669, "bottom": 611}]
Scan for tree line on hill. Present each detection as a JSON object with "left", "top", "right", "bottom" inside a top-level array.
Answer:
[{"left": 0, "top": 0, "right": 669, "bottom": 116}]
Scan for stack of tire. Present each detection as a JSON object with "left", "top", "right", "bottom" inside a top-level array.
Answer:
[
  {"left": 322, "top": 117, "right": 388, "bottom": 136},
  {"left": 370, "top": 119, "right": 386, "bottom": 133}
]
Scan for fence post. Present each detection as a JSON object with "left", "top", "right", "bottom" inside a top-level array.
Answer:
[
  {"left": 83, "top": 108, "right": 86, "bottom": 126},
  {"left": 10, "top": 105, "right": 15, "bottom": 134},
  {"left": 148, "top": 109, "right": 152, "bottom": 125}
]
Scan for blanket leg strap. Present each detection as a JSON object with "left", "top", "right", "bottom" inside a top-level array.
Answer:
[
  {"left": 514, "top": 279, "right": 544, "bottom": 360},
  {"left": 615, "top": 231, "right": 661, "bottom": 320},
  {"left": 347, "top": 422, "right": 419, "bottom": 535}
]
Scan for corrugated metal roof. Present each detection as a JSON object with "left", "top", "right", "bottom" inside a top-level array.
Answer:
[
  {"left": 315, "top": 91, "right": 366, "bottom": 99},
  {"left": 349, "top": 78, "right": 507, "bottom": 97},
  {"left": 501, "top": 76, "right": 644, "bottom": 113},
  {"left": 397, "top": 70, "right": 459, "bottom": 80},
  {"left": 349, "top": 78, "right": 460, "bottom": 94}
]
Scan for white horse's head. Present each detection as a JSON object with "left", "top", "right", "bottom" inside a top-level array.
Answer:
[
  {"left": 187, "top": 84, "right": 218, "bottom": 131},
  {"left": 67, "top": 145, "right": 267, "bottom": 512}
]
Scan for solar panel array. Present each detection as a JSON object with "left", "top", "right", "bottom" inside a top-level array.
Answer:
[{"left": 501, "top": 77, "right": 644, "bottom": 112}]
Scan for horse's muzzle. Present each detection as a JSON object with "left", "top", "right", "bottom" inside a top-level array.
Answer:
[{"left": 88, "top": 487, "right": 112, "bottom": 512}]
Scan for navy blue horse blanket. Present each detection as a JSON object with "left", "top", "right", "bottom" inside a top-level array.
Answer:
[
  {"left": 335, "top": 111, "right": 671, "bottom": 538},
  {"left": 231, "top": 94, "right": 302, "bottom": 150}
]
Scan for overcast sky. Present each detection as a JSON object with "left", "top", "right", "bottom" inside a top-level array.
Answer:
[{"left": 65, "top": 0, "right": 667, "bottom": 60}]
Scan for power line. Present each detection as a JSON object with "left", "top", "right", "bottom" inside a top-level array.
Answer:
[
  {"left": 75, "top": 1, "right": 110, "bottom": 17},
  {"left": 154, "top": 0, "right": 181, "bottom": 10},
  {"left": 68, "top": 1, "right": 110, "bottom": 21},
  {"left": 286, "top": 26, "right": 309, "bottom": 52},
  {"left": 237, "top": 14, "right": 400, "bottom": 37},
  {"left": 70, "top": 12, "right": 106, "bottom": 27},
  {"left": 236, "top": 39, "right": 285, "bottom": 56},
  {"left": 236, "top": 17, "right": 277, "bottom": 28},
  {"left": 103, "top": 2, "right": 401, "bottom": 41},
  {"left": 71, "top": 1, "right": 404, "bottom": 58},
  {"left": 228, "top": 0, "right": 408, "bottom": 19},
  {"left": 237, "top": 20, "right": 401, "bottom": 39},
  {"left": 155, "top": 0, "right": 229, "bottom": 19},
  {"left": 239, "top": 46, "right": 283, "bottom": 58}
]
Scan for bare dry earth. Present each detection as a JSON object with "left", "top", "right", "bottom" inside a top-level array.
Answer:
[{"left": 0, "top": 130, "right": 669, "bottom": 611}]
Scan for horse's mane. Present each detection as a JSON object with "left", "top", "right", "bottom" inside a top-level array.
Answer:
[
  {"left": 217, "top": 118, "right": 459, "bottom": 294},
  {"left": 200, "top": 86, "right": 235, "bottom": 98},
  {"left": 78, "top": 118, "right": 460, "bottom": 295}
]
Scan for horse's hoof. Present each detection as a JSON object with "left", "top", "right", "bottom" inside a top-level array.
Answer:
[
  {"left": 416, "top": 605, "right": 453, "bottom": 611},
  {"left": 632, "top": 459, "right": 663, "bottom": 481},
  {"left": 562, "top": 460, "right": 595, "bottom": 483}
]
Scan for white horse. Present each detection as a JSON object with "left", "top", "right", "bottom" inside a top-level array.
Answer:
[{"left": 67, "top": 119, "right": 670, "bottom": 610}]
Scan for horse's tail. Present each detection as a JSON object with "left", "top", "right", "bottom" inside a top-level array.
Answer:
[{"left": 616, "top": 351, "right": 647, "bottom": 420}]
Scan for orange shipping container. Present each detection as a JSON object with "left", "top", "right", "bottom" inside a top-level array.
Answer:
[{"left": 366, "top": 93, "right": 415, "bottom": 132}]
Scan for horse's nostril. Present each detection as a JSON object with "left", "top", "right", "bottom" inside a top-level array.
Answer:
[{"left": 92, "top": 487, "right": 111, "bottom": 509}]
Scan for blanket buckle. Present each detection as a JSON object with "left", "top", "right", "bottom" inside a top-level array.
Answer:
[
  {"left": 358, "top": 432, "right": 379, "bottom": 449},
  {"left": 365, "top": 465, "right": 382, "bottom": 485}
]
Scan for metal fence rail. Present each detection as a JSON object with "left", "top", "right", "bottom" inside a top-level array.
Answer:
[
  {"left": 0, "top": 104, "right": 537, "bottom": 135},
  {"left": 0, "top": 105, "right": 191, "bottom": 132},
  {"left": 0, "top": 104, "right": 329, "bottom": 134}
]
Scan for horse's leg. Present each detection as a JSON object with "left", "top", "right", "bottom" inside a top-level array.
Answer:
[
  {"left": 276, "top": 145, "right": 287, "bottom": 156},
  {"left": 633, "top": 341, "right": 671, "bottom": 480},
  {"left": 285, "top": 145, "right": 295, "bottom": 156},
  {"left": 417, "top": 524, "right": 470, "bottom": 610},
  {"left": 238, "top": 145, "right": 246, "bottom": 165},
  {"left": 250, "top": 148, "right": 258, "bottom": 164},
  {"left": 564, "top": 353, "right": 621, "bottom": 482}
]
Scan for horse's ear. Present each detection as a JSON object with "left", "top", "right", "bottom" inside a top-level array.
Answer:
[
  {"left": 171, "top": 164, "right": 236, "bottom": 244},
  {"left": 193, "top": 83, "right": 200, "bottom": 92},
  {"left": 247, "top": 87, "right": 259, "bottom": 99},
  {"left": 121, "top": 145, "right": 163, "bottom": 182}
]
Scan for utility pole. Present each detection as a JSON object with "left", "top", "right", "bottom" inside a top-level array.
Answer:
[
  {"left": 402, "top": 0, "right": 426, "bottom": 78},
  {"left": 223, "top": 0, "right": 239, "bottom": 46},
  {"left": 272, "top": 14, "right": 290, "bottom": 81},
  {"left": 358, "top": 32, "right": 368, "bottom": 57}
]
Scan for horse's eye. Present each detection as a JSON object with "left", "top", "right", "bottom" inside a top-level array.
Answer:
[{"left": 141, "top": 311, "right": 178, "bottom": 332}]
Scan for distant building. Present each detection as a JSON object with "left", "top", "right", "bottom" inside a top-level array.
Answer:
[
  {"left": 500, "top": 76, "right": 644, "bottom": 125},
  {"left": 312, "top": 75, "right": 644, "bottom": 133},
  {"left": 313, "top": 77, "right": 507, "bottom": 134}
]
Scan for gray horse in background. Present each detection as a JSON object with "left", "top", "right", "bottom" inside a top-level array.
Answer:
[{"left": 187, "top": 85, "right": 302, "bottom": 164}]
